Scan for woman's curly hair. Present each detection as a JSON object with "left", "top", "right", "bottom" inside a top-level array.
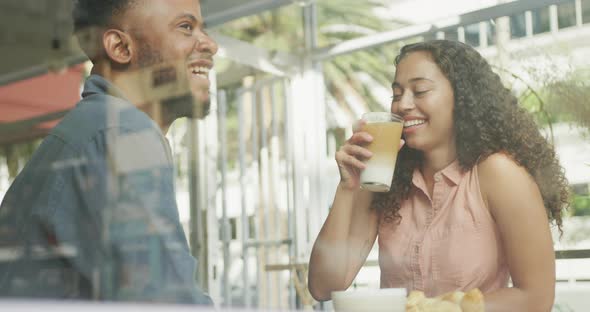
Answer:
[{"left": 372, "top": 40, "right": 570, "bottom": 234}]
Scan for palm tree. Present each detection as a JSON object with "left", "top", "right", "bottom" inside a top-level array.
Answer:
[{"left": 217, "top": 0, "right": 410, "bottom": 118}]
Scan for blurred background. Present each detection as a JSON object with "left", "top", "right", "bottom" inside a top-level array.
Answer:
[{"left": 0, "top": 0, "right": 589, "bottom": 310}]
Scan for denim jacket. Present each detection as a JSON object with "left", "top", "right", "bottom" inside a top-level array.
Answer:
[{"left": 0, "top": 75, "right": 211, "bottom": 305}]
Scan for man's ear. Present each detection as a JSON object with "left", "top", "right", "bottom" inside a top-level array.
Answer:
[{"left": 102, "top": 29, "right": 133, "bottom": 65}]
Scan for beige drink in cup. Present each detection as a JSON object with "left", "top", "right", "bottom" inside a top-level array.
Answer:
[{"left": 359, "top": 112, "right": 403, "bottom": 192}]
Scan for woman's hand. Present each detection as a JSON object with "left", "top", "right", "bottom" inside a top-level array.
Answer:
[{"left": 335, "top": 120, "right": 373, "bottom": 190}]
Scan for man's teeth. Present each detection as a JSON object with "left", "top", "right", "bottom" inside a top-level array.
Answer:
[
  {"left": 404, "top": 119, "right": 426, "bottom": 127},
  {"left": 191, "top": 66, "right": 210, "bottom": 76}
]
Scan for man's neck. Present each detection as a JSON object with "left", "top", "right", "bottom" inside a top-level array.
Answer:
[
  {"left": 138, "top": 101, "right": 173, "bottom": 135},
  {"left": 92, "top": 63, "right": 172, "bottom": 134}
]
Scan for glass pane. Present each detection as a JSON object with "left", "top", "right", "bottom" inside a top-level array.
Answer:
[
  {"left": 444, "top": 28, "right": 459, "bottom": 42},
  {"left": 558, "top": 1, "right": 576, "bottom": 29},
  {"left": 464, "top": 23, "right": 480, "bottom": 47},
  {"left": 584, "top": 0, "right": 590, "bottom": 24},
  {"left": 313, "top": 0, "right": 406, "bottom": 49},
  {"left": 485, "top": 20, "right": 496, "bottom": 46},
  {"left": 216, "top": 5, "right": 303, "bottom": 53},
  {"left": 327, "top": 41, "right": 402, "bottom": 112},
  {"left": 532, "top": 7, "right": 551, "bottom": 34},
  {"left": 572, "top": 183, "right": 590, "bottom": 196},
  {"left": 1, "top": 0, "right": 218, "bottom": 305},
  {"left": 572, "top": 184, "right": 590, "bottom": 216},
  {"left": 510, "top": 13, "right": 527, "bottom": 38},
  {"left": 2, "top": 0, "right": 590, "bottom": 309}
]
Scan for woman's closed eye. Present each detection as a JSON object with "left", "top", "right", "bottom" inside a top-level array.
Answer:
[{"left": 414, "top": 90, "right": 430, "bottom": 97}]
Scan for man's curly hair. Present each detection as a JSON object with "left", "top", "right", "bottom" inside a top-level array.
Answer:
[
  {"left": 73, "top": 0, "right": 137, "bottom": 32},
  {"left": 372, "top": 40, "right": 570, "bottom": 234}
]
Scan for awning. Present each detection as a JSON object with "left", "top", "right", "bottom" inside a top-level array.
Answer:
[{"left": 0, "top": 65, "right": 85, "bottom": 145}]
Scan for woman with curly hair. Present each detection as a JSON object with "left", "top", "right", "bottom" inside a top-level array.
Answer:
[{"left": 308, "top": 40, "right": 570, "bottom": 311}]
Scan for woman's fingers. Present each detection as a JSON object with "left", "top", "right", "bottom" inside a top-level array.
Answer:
[
  {"left": 336, "top": 144, "right": 371, "bottom": 169},
  {"left": 336, "top": 132, "right": 376, "bottom": 169},
  {"left": 348, "top": 131, "right": 373, "bottom": 145},
  {"left": 338, "top": 152, "right": 367, "bottom": 170},
  {"left": 341, "top": 144, "right": 373, "bottom": 160}
]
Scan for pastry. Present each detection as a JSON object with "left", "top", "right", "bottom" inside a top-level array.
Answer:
[{"left": 405, "top": 289, "right": 484, "bottom": 312}]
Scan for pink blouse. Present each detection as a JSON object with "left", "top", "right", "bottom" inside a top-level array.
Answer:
[{"left": 378, "top": 160, "right": 510, "bottom": 297}]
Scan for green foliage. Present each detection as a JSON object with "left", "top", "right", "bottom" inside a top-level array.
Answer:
[
  {"left": 494, "top": 61, "right": 590, "bottom": 146},
  {"left": 572, "top": 194, "right": 590, "bottom": 216},
  {"left": 499, "top": 62, "right": 590, "bottom": 135},
  {"left": 544, "top": 70, "right": 590, "bottom": 135}
]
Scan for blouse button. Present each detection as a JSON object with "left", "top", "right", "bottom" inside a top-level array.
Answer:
[{"left": 434, "top": 174, "right": 442, "bottom": 182}]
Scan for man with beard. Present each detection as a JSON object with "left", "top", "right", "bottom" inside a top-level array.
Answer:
[{"left": 0, "top": 0, "right": 218, "bottom": 304}]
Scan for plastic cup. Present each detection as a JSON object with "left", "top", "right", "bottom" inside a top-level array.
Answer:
[{"left": 359, "top": 112, "right": 403, "bottom": 192}]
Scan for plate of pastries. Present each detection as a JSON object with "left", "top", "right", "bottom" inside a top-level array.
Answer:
[{"left": 405, "top": 288, "right": 485, "bottom": 312}]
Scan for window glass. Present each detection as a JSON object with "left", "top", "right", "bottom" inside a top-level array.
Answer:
[
  {"left": 444, "top": 28, "right": 459, "bottom": 42},
  {"left": 464, "top": 23, "right": 480, "bottom": 47},
  {"left": 558, "top": 1, "right": 577, "bottom": 29},
  {"left": 485, "top": 20, "right": 497, "bottom": 46},
  {"left": 1, "top": 0, "right": 590, "bottom": 310},
  {"left": 532, "top": 7, "right": 551, "bottom": 34},
  {"left": 583, "top": 0, "right": 590, "bottom": 24},
  {"left": 510, "top": 13, "right": 527, "bottom": 38}
]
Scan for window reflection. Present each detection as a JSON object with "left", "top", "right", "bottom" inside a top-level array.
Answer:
[
  {"left": 532, "top": 7, "right": 551, "bottom": 35},
  {"left": 485, "top": 20, "right": 496, "bottom": 46},
  {"left": 0, "top": 0, "right": 215, "bottom": 305},
  {"left": 558, "top": 1, "right": 577, "bottom": 29},
  {"left": 571, "top": 184, "right": 590, "bottom": 217},
  {"left": 444, "top": 28, "right": 459, "bottom": 42},
  {"left": 464, "top": 23, "right": 480, "bottom": 47},
  {"left": 584, "top": 0, "right": 590, "bottom": 24},
  {"left": 510, "top": 13, "right": 527, "bottom": 39},
  {"left": 1, "top": 0, "right": 590, "bottom": 310}
]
